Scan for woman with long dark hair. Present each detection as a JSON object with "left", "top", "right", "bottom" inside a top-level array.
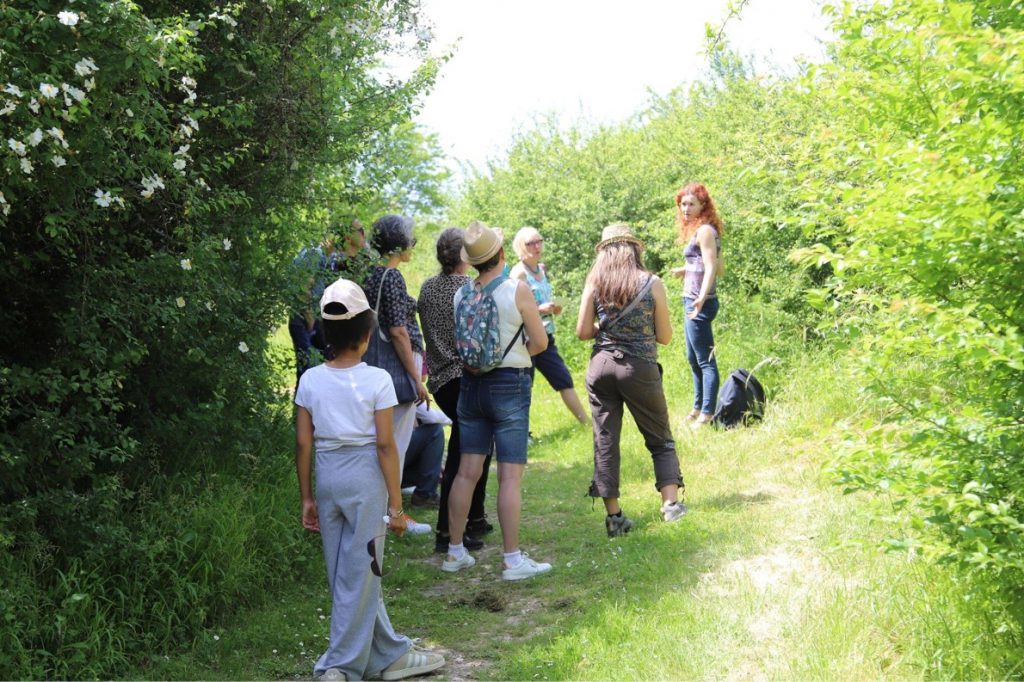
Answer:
[
  {"left": 670, "top": 183, "right": 724, "bottom": 428},
  {"left": 577, "top": 224, "right": 686, "bottom": 537}
]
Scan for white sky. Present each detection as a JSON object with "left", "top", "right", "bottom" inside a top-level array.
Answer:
[{"left": 415, "top": 0, "right": 831, "bottom": 175}]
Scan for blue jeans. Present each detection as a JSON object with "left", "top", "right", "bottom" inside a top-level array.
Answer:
[
  {"left": 458, "top": 368, "right": 532, "bottom": 464},
  {"left": 684, "top": 297, "right": 720, "bottom": 415},
  {"left": 402, "top": 422, "right": 444, "bottom": 498}
]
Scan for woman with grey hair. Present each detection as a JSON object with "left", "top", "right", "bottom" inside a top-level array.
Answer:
[
  {"left": 361, "top": 215, "right": 428, "bottom": 516},
  {"left": 417, "top": 228, "right": 493, "bottom": 552},
  {"left": 509, "top": 226, "right": 588, "bottom": 424}
]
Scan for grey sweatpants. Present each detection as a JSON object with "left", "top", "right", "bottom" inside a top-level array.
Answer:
[
  {"left": 585, "top": 349, "right": 683, "bottom": 498},
  {"left": 313, "top": 444, "right": 410, "bottom": 680}
]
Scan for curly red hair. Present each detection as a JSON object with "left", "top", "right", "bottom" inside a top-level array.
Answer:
[{"left": 675, "top": 182, "right": 724, "bottom": 243}]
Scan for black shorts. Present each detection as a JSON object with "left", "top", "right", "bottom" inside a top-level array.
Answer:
[{"left": 531, "top": 333, "right": 574, "bottom": 391}]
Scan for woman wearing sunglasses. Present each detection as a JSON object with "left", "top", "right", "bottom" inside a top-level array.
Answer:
[{"left": 509, "top": 226, "right": 589, "bottom": 424}]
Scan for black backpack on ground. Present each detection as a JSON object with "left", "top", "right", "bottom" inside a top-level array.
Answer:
[{"left": 711, "top": 368, "right": 766, "bottom": 428}]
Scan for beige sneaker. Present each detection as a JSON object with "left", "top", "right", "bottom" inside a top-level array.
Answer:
[{"left": 381, "top": 648, "right": 445, "bottom": 680}]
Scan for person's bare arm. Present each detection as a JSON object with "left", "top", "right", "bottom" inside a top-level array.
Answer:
[
  {"left": 374, "top": 407, "right": 407, "bottom": 535},
  {"left": 576, "top": 278, "right": 598, "bottom": 340},
  {"left": 515, "top": 281, "right": 549, "bottom": 356},
  {"left": 295, "top": 407, "right": 319, "bottom": 533},
  {"left": 651, "top": 277, "right": 673, "bottom": 345}
]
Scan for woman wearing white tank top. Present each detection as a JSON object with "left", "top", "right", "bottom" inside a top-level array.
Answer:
[{"left": 442, "top": 221, "right": 555, "bottom": 581}]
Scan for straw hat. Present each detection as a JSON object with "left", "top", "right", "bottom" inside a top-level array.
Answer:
[
  {"left": 595, "top": 223, "right": 643, "bottom": 252},
  {"left": 461, "top": 221, "right": 505, "bottom": 265}
]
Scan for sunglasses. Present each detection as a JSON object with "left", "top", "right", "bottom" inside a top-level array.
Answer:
[
  {"left": 526, "top": 238, "right": 544, "bottom": 247},
  {"left": 367, "top": 535, "right": 398, "bottom": 578}
]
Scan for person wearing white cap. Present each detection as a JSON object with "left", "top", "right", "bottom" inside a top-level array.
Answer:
[
  {"left": 441, "top": 221, "right": 554, "bottom": 581},
  {"left": 294, "top": 278, "right": 445, "bottom": 681}
]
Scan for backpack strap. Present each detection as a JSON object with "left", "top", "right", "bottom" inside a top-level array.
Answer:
[{"left": 601, "top": 274, "right": 655, "bottom": 332}]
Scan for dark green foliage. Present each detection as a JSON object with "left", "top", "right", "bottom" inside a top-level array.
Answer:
[{"left": 0, "top": 1, "right": 441, "bottom": 676}]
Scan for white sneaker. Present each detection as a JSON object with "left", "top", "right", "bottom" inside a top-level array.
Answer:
[
  {"left": 441, "top": 552, "right": 476, "bottom": 573},
  {"left": 662, "top": 500, "right": 688, "bottom": 522},
  {"left": 318, "top": 668, "right": 346, "bottom": 681},
  {"left": 501, "top": 553, "right": 552, "bottom": 581}
]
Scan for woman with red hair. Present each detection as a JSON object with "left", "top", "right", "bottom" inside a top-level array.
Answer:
[{"left": 670, "top": 183, "right": 723, "bottom": 428}]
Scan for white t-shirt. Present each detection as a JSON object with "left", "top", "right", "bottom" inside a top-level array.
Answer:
[{"left": 294, "top": 362, "right": 398, "bottom": 451}]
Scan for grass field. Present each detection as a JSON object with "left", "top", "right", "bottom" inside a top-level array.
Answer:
[{"left": 133, "top": 227, "right": 1014, "bottom": 680}]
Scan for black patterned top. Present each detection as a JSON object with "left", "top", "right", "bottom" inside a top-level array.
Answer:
[
  {"left": 417, "top": 272, "right": 471, "bottom": 394},
  {"left": 593, "top": 275, "right": 658, "bottom": 364},
  {"left": 362, "top": 266, "right": 424, "bottom": 354}
]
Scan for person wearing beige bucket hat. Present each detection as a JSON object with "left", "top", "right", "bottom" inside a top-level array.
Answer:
[
  {"left": 442, "top": 221, "right": 556, "bottom": 581},
  {"left": 576, "top": 223, "right": 688, "bottom": 538},
  {"left": 294, "top": 278, "right": 446, "bottom": 681}
]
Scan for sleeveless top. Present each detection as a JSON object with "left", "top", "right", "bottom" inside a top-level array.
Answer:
[
  {"left": 522, "top": 263, "right": 555, "bottom": 335},
  {"left": 453, "top": 277, "right": 532, "bottom": 369},
  {"left": 593, "top": 275, "right": 658, "bottom": 364},
  {"left": 682, "top": 225, "right": 720, "bottom": 300}
]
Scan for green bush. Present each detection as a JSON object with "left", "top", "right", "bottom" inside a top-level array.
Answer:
[
  {"left": 0, "top": 1, "right": 440, "bottom": 676},
  {"left": 793, "top": 0, "right": 1024, "bottom": 621}
]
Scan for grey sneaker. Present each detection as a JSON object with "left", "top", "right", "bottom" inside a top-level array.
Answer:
[
  {"left": 605, "top": 513, "right": 634, "bottom": 537},
  {"left": 661, "top": 500, "right": 688, "bottom": 522}
]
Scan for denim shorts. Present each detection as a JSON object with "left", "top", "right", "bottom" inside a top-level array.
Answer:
[
  {"left": 531, "top": 333, "right": 575, "bottom": 391},
  {"left": 457, "top": 367, "right": 532, "bottom": 464}
]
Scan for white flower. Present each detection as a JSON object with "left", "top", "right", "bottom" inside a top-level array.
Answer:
[
  {"left": 331, "top": 45, "right": 342, "bottom": 58},
  {"left": 223, "top": 238, "right": 232, "bottom": 250},
  {"left": 186, "top": 115, "right": 199, "bottom": 131},
  {"left": 176, "top": 296, "right": 186, "bottom": 308},
  {"left": 112, "top": 196, "right": 125, "bottom": 208},
  {"left": 125, "top": 108, "right": 133, "bottom": 118},
  {"left": 328, "top": 27, "right": 338, "bottom": 39},
  {"left": 0, "top": 101, "right": 15, "bottom": 116},
  {"left": 67, "top": 86, "right": 85, "bottom": 102},
  {"left": 51, "top": 155, "right": 66, "bottom": 167},
  {"left": 8, "top": 138, "right": 26, "bottom": 155},
  {"left": 173, "top": 158, "right": 187, "bottom": 171},
  {"left": 57, "top": 11, "right": 79, "bottom": 26},
  {"left": 178, "top": 124, "right": 193, "bottom": 139},
  {"left": 180, "top": 258, "right": 192, "bottom": 270},
  {"left": 175, "top": 144, "right": 190, "bottom": 156},
  {"left": 213, "top": 635, "right": 220, "bottom": 641},
  {"left": 20, "top": 158, "right": 33, "bottom": 174},
  {"left": 141, "top": 174, "right": 165, "bottom": 192},
  {"left": 0, "top": 191, "right": 9, "bottom": 216},
  {"left": 196, "top": 177, "right": 210, "bottom": 191},
  {"left": 39, "top": 83, "right": 58, "bottom": 98},
  {"left": 238, "top": 341, "right": 249, "bottom": 353},
  {"left": 205, "top": 301, "right": 214, "bottom": 311},
  {"left": 28, "top": 129, "right": 43, "bottom": 146},
  {"left": 27, "top": 98, "right": 40, "bottom": 113},
  {"left": 4, "top": 83, "right": 22, "bottom": 98},
  {"left": 83, "top": 77, "right": 95, "bottom": 91},
  {"left": 141, "top": 189, "right": 154, "bottom": 199},
  {"left": 181, "top": 76, "right": 197, "bottom": 90},
  {"left": 74, "top": 58, "right": 98, "bottom": 77},
  {"left": 93, "top": 189, "right": 112, "bottom": 207}
]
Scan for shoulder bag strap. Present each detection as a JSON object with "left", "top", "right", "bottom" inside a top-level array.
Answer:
[
  {"left": 375, "top": 268, "right": 393, "bottom": 342},
  {"left": 601, "top": 274, "right": 655, "bottom": 332}
]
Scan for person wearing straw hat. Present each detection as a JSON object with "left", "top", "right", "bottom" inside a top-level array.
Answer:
[
  {"left": 576, "top": 223, "right": 687, "bottom": 537},
  {"left": 441, "top": 221, "right": 554, "bottom": 581}
]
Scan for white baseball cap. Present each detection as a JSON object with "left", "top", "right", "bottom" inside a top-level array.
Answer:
[{"left": 320, "top": 278, "right": 371, "bottom": 320}]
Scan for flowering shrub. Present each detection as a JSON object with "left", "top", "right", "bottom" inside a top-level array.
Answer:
[{"left": 0, "top": 1, "right": 439, "bottom": 676}]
